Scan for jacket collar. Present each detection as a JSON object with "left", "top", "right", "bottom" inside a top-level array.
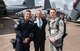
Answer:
[{"left": 50, "top": 17, "right": 59, "bottom": 23}]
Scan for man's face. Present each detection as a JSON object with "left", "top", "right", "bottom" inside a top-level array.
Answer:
[
  {"left": 50, "top": 10, "right": 56, "bottom": 18},
  {"left": 35, "top": 10, "right": 42, "bottom": 18},
  {"left": 24, "top": 12, "right": 31, "bottom": 20}
]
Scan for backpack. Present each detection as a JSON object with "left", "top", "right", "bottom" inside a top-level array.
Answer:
[
  {"left": 57, "top": 18, "right": 67, "bottom": 39},
  {"left": 48, "top": 18, "right": 67, "bottom": 39}
]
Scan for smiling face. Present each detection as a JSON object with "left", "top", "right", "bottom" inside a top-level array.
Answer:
[{"left": 23, "top": 10, "right": 31, "bottom": 21}]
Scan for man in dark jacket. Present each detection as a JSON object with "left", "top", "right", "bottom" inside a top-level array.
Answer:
[
  {"left": 14, "top": 10, "right": 34, "bottom": 51},
  {"left": 33, "top": 10, "right": 47, "bottom": 51}
]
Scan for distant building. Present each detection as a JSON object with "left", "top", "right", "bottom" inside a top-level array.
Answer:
[
  {"left": 63, "top": 4, "right": 69, "bottom": 11},
  {"left": 51, "top": 2, "right": 56, "bottom": 9}
]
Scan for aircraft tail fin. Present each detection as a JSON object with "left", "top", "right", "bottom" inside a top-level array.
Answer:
[
  {"left": 43, "top": 0, "right": 51, "bottom": 10},
  {"left": 23, "top": 0, "right": 35, "bottom": 8},
  {"left": 22, "top": 0, "right": 42, "bottom": 9}
]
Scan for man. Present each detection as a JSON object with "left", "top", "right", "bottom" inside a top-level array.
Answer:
[
  {"left": 14, "top": 10, "right": 34, "bottom": 51},
  {"left": 33, "top": 10, "right": 47, "bottom": 51},
  {"left": 47, "top": 8, "right": 64, "bottom": 51}
]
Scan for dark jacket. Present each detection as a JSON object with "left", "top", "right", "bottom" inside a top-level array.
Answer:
[
  {"left": 33, "top": 18, "right": 47, "bottom": 43},
  {"left": 14, "top": 19, "right": 34, "bottom": 43}
]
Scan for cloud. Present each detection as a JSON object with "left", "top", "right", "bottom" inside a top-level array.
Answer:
[
  {"left": 36, "top": 0, "right": 66, "bottom": 6},
  {"left": 35, "top": 0, "right": 44, "bottom": 6},
  {"left": 36, "top": 0, "right": 73, "bottom": 10},
  {"left": 50, "top": 0, "right": 57, "bottom": 2},
  {"left": 70, "top": 2, "right": 73, "bottom": 5},
  {"left": 50, "top": 0, "right": 66, "bottom": 4},
  {"left": 4, "top": 0, "right": 24, "bottom": 5},
  {"left": 49, "top": 0, "right": 66, "bottom": 10}
]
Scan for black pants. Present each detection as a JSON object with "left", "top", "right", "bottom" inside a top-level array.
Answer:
[
  {"left": 34, "top": 41, "right": 45, "bottom": 51},
  {"left": 15, "top": 42, "right": 30, "bottom": 51}
]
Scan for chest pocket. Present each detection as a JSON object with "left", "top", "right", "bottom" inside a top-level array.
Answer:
[{"left": 50, "top": 21, "right": 58, "bottom": 29}]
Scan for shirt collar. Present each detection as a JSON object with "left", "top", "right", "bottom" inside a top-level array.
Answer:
[
  {"left": 36, "top": 18, "right": 42, "bottom": 21},
  {"left": 34, "top": 18, "right": 42, "bottom": 23}
]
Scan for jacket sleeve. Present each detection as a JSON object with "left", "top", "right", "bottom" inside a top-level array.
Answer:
[
  {"left": 54, "top": 20, "right": 64, "bottom": 40},
  {"left": 46, "top": 23, "right": 51, "bottom": 37},
  {"left": 46, "top": 19, "right": 51, "bottom": 37},
  {"left": 28, "top": 23, "right": 34, "bottom": 41},
  {"left": 14, "top": 20, "right": 22, "bottom": 40}
]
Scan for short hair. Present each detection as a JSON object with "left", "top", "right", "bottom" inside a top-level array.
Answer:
[
  {"left": 36, "top": 10, "right": 42, "bottom": 13},
  {"left": 49, "top": 8, "right": 57, "bottom": 13},
  {"left": 23, "top": 9, "right": 31, "bottom": 15},
  {"left": 24, "top": 9, "right": 31, "bottom": 13}
]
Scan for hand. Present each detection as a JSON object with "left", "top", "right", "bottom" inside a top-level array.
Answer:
[
  {"left": 23, "top": 38, "right": 29, "bottom": 44},
  {"left": 49, "top": 37, "right": 55, "bottom": 43}
]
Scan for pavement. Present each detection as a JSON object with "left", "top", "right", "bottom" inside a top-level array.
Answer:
[{"left": 0, "top": 17, "right": 80, "bottom": 51}]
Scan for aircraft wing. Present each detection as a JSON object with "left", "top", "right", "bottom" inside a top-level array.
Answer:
[{"left": 10, "top": 5, "right": 42, "bottom": 9}]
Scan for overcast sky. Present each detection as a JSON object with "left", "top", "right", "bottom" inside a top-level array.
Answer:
[
  {"left": 3, "top": 0, "right": 76, "bottom": 10},
  {"left": 35, "top": 0, "right": 76, "bottom": 10}
]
